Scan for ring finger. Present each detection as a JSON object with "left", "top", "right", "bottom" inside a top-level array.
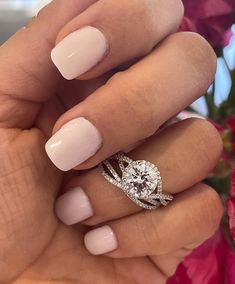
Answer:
[{"left": 55, "top": 118, "right": 222, "bottom": 226}]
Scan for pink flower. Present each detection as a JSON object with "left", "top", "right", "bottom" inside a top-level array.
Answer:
[
  {"left": 167, "top": 231, "right": 234, "bottom": 284},
  {"left": 223, "top": 28, "right": 234, "bottom": 46},
  {"left": 227, "top": 170, "right": 235, "bottom": 241},
  {"left": 227, "top": 198, "right": 235, "bottom": 241},
  {"left": 226, "top": 117, "right": 235, "bottom": 133},
  {"left": 181, "top": 0, "right": 235, "bottom": 48},
  {"left": 230, "top": 169, "right": 235, "bottom": 197},
  {"left": 226, "top": 249, "right": 235, "bottom": 284}
]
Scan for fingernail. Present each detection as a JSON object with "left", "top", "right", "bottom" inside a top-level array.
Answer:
[
  {"left": 55, "top": 187, "right": 93, "bottom": 225},
  {"left": 45, "top": 117, "right": 102, "bottom": 171},
  {"left": 51, "top": 26, "right": 108, "bottom": 80},
  {"left": 84, "top": 225, "right": 118, "bottom": 255}
]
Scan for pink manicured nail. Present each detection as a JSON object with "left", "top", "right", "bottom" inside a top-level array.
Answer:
[
  {"left": 51, "top": 26, "right": 108, "bottom": 80},
  {"left": 84, "top": 225, "right": 118, "bottom": 255},
  {"left": 45, "top": 117, "right": 102, "bottom": 171},
  {"left": 55, "top": 187, "right": 93, "bottom": 225}
]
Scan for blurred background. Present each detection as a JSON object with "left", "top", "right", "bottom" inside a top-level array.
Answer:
[{"left": 0, "top": 0, "right": 51, "bottom": 44}]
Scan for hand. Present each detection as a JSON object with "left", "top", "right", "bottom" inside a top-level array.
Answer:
[{"left": 0, "top": 1, "right": 223, "bottom": 283}]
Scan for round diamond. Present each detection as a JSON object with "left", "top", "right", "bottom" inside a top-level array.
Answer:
[{"left": 122, "top": 161, "right": 158, "bottom": 199}]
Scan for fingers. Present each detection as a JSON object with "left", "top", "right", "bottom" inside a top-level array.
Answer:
[
  {"left": 51, "top": 0, "right": 184, "bottom": 80},
  {"left": 46, "top": 32, "right": 217, "bottom": 171},
  {"left": 0, "top": 0, "right": 96, "bottom": 128},
  {"left": 54, "top": 118, "right": 222, "bottom": 226},
  {"left": 84, "top": 183, "right": 223, "bottom": 257}
]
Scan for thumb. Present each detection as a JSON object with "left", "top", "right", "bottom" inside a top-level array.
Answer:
[{"left": 0, "top": 0, "right": 96, "bottom": 128}]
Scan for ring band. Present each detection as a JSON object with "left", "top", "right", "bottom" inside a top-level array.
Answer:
[{"left": 100, "top": 152, "right": 173, "bottom": 210}]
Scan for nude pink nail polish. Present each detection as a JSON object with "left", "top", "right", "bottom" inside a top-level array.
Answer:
[
  {"left": 51, "top": 26, "right": 108, "bottom": 80},
  {"left": 45, "top": 117, "right": 102, "bottom": 171},
  {"left": 55, "top": 187, "right": 93, "bottom": 225},
  {"left": 84, "top": 225, "right": 118, "bottom": 255}
]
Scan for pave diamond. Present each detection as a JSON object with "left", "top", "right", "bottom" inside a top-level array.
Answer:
[
  {"left": 100, "top": 152, "right": 173, "bottom": 210},
  {"left": 122, "top": 161, "right": 158, "bottom": 199}
]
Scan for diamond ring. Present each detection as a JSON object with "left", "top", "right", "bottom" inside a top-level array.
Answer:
[{"left": 100, "top": 152, "right": 173, "bottom": 210}]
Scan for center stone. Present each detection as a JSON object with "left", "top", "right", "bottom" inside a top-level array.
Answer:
[{"left": 122, "top": 161, "right": 158, "bottom": 199}]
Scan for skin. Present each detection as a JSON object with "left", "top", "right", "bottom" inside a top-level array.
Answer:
[{"left": 0, "top": 0, "right": 223, "bottom": 283}]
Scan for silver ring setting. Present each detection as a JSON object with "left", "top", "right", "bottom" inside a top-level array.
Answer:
[{"left": 100, "top": 152, "right": 173, "bottom": 210}]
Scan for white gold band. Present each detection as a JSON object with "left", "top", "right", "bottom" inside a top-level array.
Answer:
[{"left": 100, "top": 152, "right": 173, "bottom": 210}]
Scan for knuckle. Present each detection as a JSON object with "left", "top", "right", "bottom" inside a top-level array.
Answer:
[
  {"left": 174, "top": 0, "right": 185, "bottom": 24},
  {"left": 157, "top": 0, "right": 184, "bottom": 28},
  {"left": 174, "top": 32, "right": 217, "bottom": 81},
  {"left": 199, "top": 119, "right": 223, "bottom": 154},
  {"left": 98, "top": 0, "right": 185, "bottom": 56},
  {"left": 140, "top": 0, "right": 185, "bottom": 50},
  {"left": 149, "top": 0, "right": 184, "bottom": 33},
  {"left": 199, "top": 184, "right": 224, "bottom": 235},
  {"left": 108, "top": 72, "right": 158, "bottom": 137},
  {"left": 188, "top": 118, "right": 223, "bottom": 162},
  {"left": 120, "top": 88, "right": 157, "bottom": 137},
  {"left": 96, "top": 0, "right": 155, "bottom": 53},
  {"left": 174, "top": 0, "right": 185, "bottom": 20},
  {"left": 180, "top": 118, "right": 222, "bottom": 176}
]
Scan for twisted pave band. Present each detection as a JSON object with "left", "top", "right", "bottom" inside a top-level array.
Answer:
[{"left": 100, "top": 152, "right": 173, "bottom": 210}]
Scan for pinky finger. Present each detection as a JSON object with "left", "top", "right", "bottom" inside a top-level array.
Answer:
[{"left": 84, "top": 183, "right": 223, "bottom": 257}]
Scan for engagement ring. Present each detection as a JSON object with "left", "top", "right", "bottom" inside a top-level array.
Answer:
[{"left": 100, "top": 152, "right": 173, "bottom": 210}]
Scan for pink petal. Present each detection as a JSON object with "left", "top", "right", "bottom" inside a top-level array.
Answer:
[
  {"left": 226, "top": 249, "right": 235, "bottom": 284},
  {"left": 167, "top": 264, "right": 192, "bottom": 284},
  {"left": 167, "top": 231, "right": 228, "bottom": 284},
  {"left": 223, "top": 28, "right": 234, "bottom": 46},
  {"left": 227, "top": 199, "right": 235, "bottom": 241},
  {"left": 180, "top": 17, "right": 198, "bottom": 32},
  {"left": 226, "top": 117, "right": 235, "bottom": 133},
  {"left": 181, "top": 0, "right": 235, "bottom": 47},
  {"left": 230, "top": 170, "right": 235, "bottom": 198}
]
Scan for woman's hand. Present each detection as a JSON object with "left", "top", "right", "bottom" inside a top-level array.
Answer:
[{"left": 0, "top": 1, "right": 223, "bottom": 283}]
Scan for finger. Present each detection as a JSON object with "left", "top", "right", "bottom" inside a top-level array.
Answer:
[
  {"left": 148, "top": 242, "right": 203, "bottom": 278},
  {"left": 148, "top": 249, "right": 194, "bottom": 279},
  {"left": 51, "top": 0, "right": 184, "bottom": 80},
  {"left": 0, "top": 0, "right": 96, "bottom": 128},
  {"left": 83, "top": 183, "right": 223, "bottom": 257},
  {"left": 54, "top": 118, "right": 222, "bottom": 226},
  {"left": 46, "top": 32, "right": 217, "bottom": 171}
]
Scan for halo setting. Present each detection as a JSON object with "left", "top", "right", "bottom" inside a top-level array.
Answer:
[{"left": 100, "top": 153, "right": 173, "bottom": 210}]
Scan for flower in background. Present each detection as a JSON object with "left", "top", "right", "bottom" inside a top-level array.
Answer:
[
  {"left": 169, "top": 117, "right": 235, "bottom": 284},
  {"left": 226, "top": 249, "right": 235, "bottom": 284},
  {"left": 224, "top": 28, "right": 234, "bottom": 46},
  {"left": 169, "top": 1, "right": 235, "bottom": 283},
  {"left": 181, "top": 0, "right": 235, "bottom": 48},
  {"left": 227, "top": 170, "right": 235, "bottom": 241},
  {"left": 167, "top": 231, "right": 235, "bottom": 284}
]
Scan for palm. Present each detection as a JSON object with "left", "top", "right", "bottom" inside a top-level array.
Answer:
[{"left": 1, "top": 81, "right": 173, "bottom": 284}]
